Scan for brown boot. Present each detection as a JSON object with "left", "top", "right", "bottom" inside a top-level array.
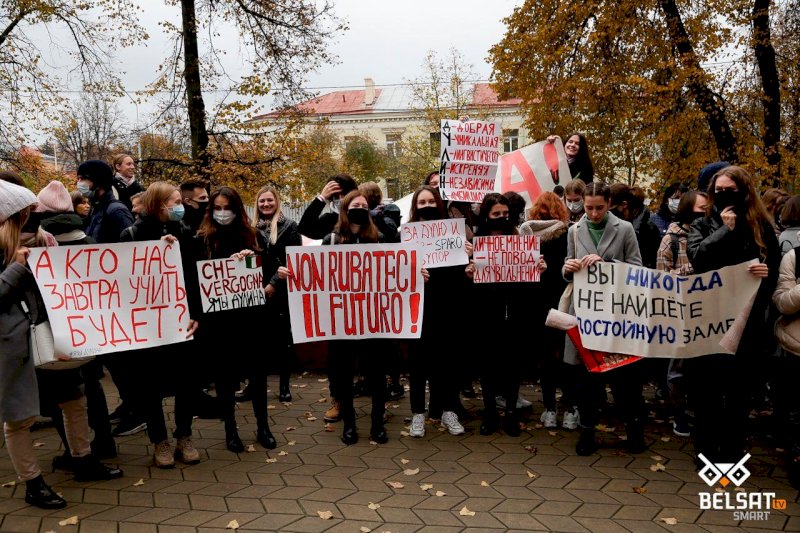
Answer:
[
  {"left": 175, "top": 437, "right": 200, "bottom": 464},
  {"left": 324, "top": 399, "right": 340, "bottom": 423},
  {"left": 153, "top": 440, "right": 175, "bottom": 469}
]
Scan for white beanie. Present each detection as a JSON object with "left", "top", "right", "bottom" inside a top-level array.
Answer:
[{"left": 0, "top": 180, "right": 38, "bottom": 224}]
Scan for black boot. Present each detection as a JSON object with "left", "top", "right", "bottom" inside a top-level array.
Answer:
[
  {"left": 52, "top": 451, "right": 74, "bottom": 472},
  {"left": 480, "top": 414, "right": 499, "bottom": 436},
  {"left": 73, "top": 454, "right": 123, "bottom": 482},
  {"left": 503, "top": 411, "right": 521, "bottom": 437},
  {"left": 225, "top": 422, "right": 245, "bottom": 453},
  {"left": 279, "top": 385, "right": 292, "bottom": 403},
  {"left": 235, "top": 384, "right": 252, "bottom": 403},
  {"left": 25, "top": 475, "right": 66, "bottom": 509},
  {"left": 624, "top": 419, "right": 647, "bottom": 454},
  {"left": 341, "top": 422, "right": 358, "bottom": 445},
  {"left": 91, "top": 436, "right": 118, "bottom": 459},
  {"left": 370, "top": 425, "right": 388, "bottom": 444},
  {"left": 576, "top": 428, "right": 598, "bottom": 456},
  {"left": 257, "top": 426, "right": 277, "bottom": 449}
]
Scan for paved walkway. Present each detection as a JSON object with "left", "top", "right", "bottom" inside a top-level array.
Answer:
[{"left": 1, "top": 374, "right": 797, "bottom": 532}]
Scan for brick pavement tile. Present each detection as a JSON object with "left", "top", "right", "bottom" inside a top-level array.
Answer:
[
  {"left": 454, "top": 496, "right": 505, "bottom": 512},
  {"left": 407, "top": 508, "right": 463, "bottom": 527},
  {"left": 644, "top": 493, "right": 700, "bottom": 509},
  {"left": 654, "top": 507, "right": 702, "bottom": 523},
  {"left": 0, "top": 515, "right": 41, "bottom": 532},
  {"left": 281, "top": 474, "right": 324, "bottom": 488},
  {"left": 605, "top": 478, "right": 652, "bottom": 492},
  {"left": 334, "top": 491, "right": 389, "bottom": 506},
  {"left": 458, "top": 483, "right": 506, "bottom": 498},
  {"left": 313, "top": 475, "right": 357, "bottom": 490},
  {"left": 192, "top": 482, "right": 250, "bottom": 496},
  {"left": 88, "top": 505, "right": 152, "bottom": 522},
  {"left": 418, "top": 470, "right": 468, "bottom": 484},
  {"left": 605, "top": 490, "right": 656, "bottom": 506},
  {"left": 565, "top": 476, "right": 611, "bottom": 490},
  {"left": 459, "top": 460, "right": 502, "bottom": 474},
  {"left": 492, "top": 512, "right": 548, "bottom": 530},
  {"left": 739, "top": 513, "right": 788, "bottom": 530},
  {"left": 643, "top": 480, "right": 685, "bottom": 493},
  {"left": 222, "top": 497, "right": 264, "bottom": 513},
  {"left": 328, "top": 455, "right": 367, "bottom": 468},
  {"left": 455, "top": 508, "right": 508, "bottom": 529},
  {"left": 612, "top": 505, "right": 662, "bottom": 520},
  {"left": 571, "top": 502, "right": 622, "bottom": 518},
  {"left": 120, "top": 522, "right": 157, "bottom": 532},
  {"left": 374, "top": 493, "right": 430, "bottom": 508},
  {"left": 153, "top": 493, "right": 191, "bottom": 509},
  {"left": 161, "top": 510, "right": 224, "bottom": 526},
  {"left": 155, "top": 526, "right": 198, "bottom": 533},
  {"left": 595, "top": 466, "right": 649, "bottom": 480},
  {"left": 177, "top": 468, "right": 218, "bottom": 482},
  {"left": 560, "top": 464, "right": 614, "bottom": 479},
  {"left": 415, "top": 527, "right": 464, "bottom": 533},
  {"left": 239, "top": 513, "right": 303, "bottom": 531},
  {"left": 525, "top": 475, "right": 571, "bottom": 489},
  {"left": 81, "top": 488, "right": 119, "bottom": 506},
  {"left": 246, "top": 471, "right": 289, "bottom": 485},
  {"left": 126, "top": 507, "right": 187, "bottom": 524},
  {"left": 188, "top": 494, "right": 228, "bottom": 512},
  {"left": 699, "top": 525, "right": 752, "bottom": 532},
  {"left": 77, "top": 518, "right": 119, "bottom": 532},
  {"left": 490, "top": 498, "right": 541, "bottom": 514},
  {"left": 413, "top": 495, "right": 468, "bottom": 510},
  {"left": 226, "top": 484, "right": 281, "bottom": 498},
  {"left": 199, "top": 512, "right": 263, "bottom": 529},
  {"left": 302, "top": 487, "right": 355, "bottom": 503},
  {"left": 571, "top": 516, "right": 628, "bottom": 533},
  {"left": 613, "top": 518, "right": 673, "bottom": 532},
  {"left": 592, "top": 456, "right": 636, "bottom": 468},
  {"left": 530, "top": 487, "right": 583, "bottom": 502},
  {"left": 567, "top": 489, "right": 624, "bottom": 505},
  {"left": 489, "top": 485, "right": 540, "bottom": 500},
  {"left": 531, "top": 500, "right": 582, "bottom": 515},
  {"left": 375, "top": 506, "right": 424, "bottom": 524},
  {"left": 330, "top": 502, "right": 382, "bottom": 521},
  {"left": 352, "top": 467, "right": 405, "bottom": 481},
  {"left": 0, "top": 496, "right": 29, "bottom": 514},
  {"left": 533, "top": 514, "right": 592, "bottom": 532}
]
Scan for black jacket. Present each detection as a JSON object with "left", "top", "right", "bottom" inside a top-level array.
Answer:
[
  {"left": 38, "top": 212, "right": 94, "bottom": 246},
  {"left": 298, "top": 197, "right": 339, "bottom": 239},
  {"left": 688, "top": 209, "right": 780, "bottom": 356},
  {"left": 257, "top": 217, "right": 301, "bottom": 298},
  {"left": 632, "top": 209, "right": 661, "bottom": 269},
  {"left": 86, "top": 190, "right": 134, "bottom": 244},
  {"left": 112, "top": 174, "right": 144, "bottom": 211}
]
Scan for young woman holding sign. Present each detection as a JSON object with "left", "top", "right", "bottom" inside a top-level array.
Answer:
[
  {"left": 406, "top": 185, "right": 467, "bottom": 438},
  {"left": 319, "top": 190, "right": 389, "bottom": 445},
  {"left": 687, "top": 166, "right": 779, "bottom": 465},
  {"left": 562, "top": 182, "right": 645, "bottom": 456},
  {"left": 196, "top": 187, "right": 278, "bottom": 451},
  {"left": 465, "top": 193, "right": 547, "bottom": 437},
  {"left": 120, "top": 181, "right": 202, "bottom": 468}
]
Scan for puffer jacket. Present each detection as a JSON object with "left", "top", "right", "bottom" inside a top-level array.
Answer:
[{"left": 773, "top": 249, "right": 800, "bottom": 356}]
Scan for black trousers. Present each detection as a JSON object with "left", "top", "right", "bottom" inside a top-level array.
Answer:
[
  {"left": 408, "top": 335, "right": 459, "bottom": 415},
  {"left": 576, "top": 360, "right": 645, "bottom": 429},
  {"left": 328, "top": 339, "right": 386, "bottom": 430},
  {"left": 479, "top": 320, "right": 521, "bottom": 416}
]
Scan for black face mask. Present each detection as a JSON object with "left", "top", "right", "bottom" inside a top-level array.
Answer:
[
  {"left": 486, "top": 216, "right": 511, "bottom": 233},
  {"left": 348, "top": 207, "right": 370, "bottom": 226},
  {"left": 416, "top": 206, "right": 440, "bottom": 221},
  {"left": 714, "top": 190, "right": 743, "bottom": 212}
]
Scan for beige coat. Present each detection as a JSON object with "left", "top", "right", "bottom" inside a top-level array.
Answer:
[{"left": 773, "top": 249, "right": 800, "bottom": 356}]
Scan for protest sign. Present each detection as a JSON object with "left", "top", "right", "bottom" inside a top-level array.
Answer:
[
  {"left": 439, "top": 119, "right": 500, "bottom": 203},
  {"left": 196, "top": 255, "right": 265, "bottom": 313},
  {"left": 496, "top": 139, "right": 571, "bottom": 208},
  {"left": 472, "top": 235, "right": 541, "bottom": 283},
  {"left": 573, "top": 260, "right": 760, "bottom": 359},
  {"left": 399, "top": 218, "right": 468, "bottom": 268},
  {"left": 27, "top": 241, "right": 191, "bottom": 358},
  {"left": 285, "top": 243, "right": 424, "bottom": 343}
]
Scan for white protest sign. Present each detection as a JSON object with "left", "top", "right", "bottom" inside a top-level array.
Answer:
[
  {"left": 196, "top": 255, "right": 265, "bottom": 313},
  {"left": 439, "top": 119, "right": 500, "bottom": 203},
  {"left": 285, "top": 243, "right": 425, "bottom": 343},
  {"left": 399, "top": 218, "right": 468, "bottom": 268},
  {"left": 573, "top": 261, "right": 761, "bottom": 359},
  {"left": 27, "top": 241, "right": 191, "bottom": 358},
  {"left": 495, "top": 139, "right": 571, "bottom": 208},
  {"left": 472, "top": 235, "right": 541, "bottom": 283}
]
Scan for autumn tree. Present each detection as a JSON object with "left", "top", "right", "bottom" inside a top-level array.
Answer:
[
  {"left": 147, "top": 0, "right": 346, "bottom": 183},
  {"left": 51, "top": 93, "right": 128, "bottom": 169},
  {"left": 489, "top": 0, "right": 790, "bottom": 188}
]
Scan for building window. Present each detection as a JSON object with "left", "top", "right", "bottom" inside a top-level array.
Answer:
[
  {"left": 503, "top": 129, "right": 519, "bottom": 153},
  {"left": 430, "top": 132, "right": 439, "bottom": 157},
  {"left": 386, "top": 134, "right": 402, "bottom": 158}
]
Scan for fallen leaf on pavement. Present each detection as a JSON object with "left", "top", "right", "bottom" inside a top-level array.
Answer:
[
  {"left": 650, "top": 463, "right": 666, "bottom": 472},
  {"left": 293, "top": 384, "right": 308, "bottom": 388},
  {"left": 265, "top": 458, "right": 277, "bottom": 463},
  {"left": 360, "top": 528, "right": 371, "bottom": 533},
  {"left": 633, "top": 487, "right": 647, "bottom": 494},
  {"left": 285, "top": 426, "right": 296, "bottom": 431},
  {"left": 267, "top": 405, "right": 276, "bottom": 409},
  {"left": 435, "top": 491, "right": 446, "bottom": 497},
  {"left": 399, "top": 431, "right": 410, "bottom": 437},
  {"left": 287, "top": 441, "right": 296, "bottom": 446},
  {"left": 734, "top": 487, "right": 745, "bottom": 492},
  {"left": 226, "top": 519, "right": 239, "bottom": 530},
  {"left": 246, "top": 445, "right": 256, "bottom": 453},
  {"left": 368, "top": 502, "right": 380, "bottom": 510},
  {"left": 523, "top": 445, "right": 537, "bottom": 454},
  {"left": 480, "top": 481, "right": 490, "bottom": 487},
  {"left": 526, "top": 471, "right": 536, "bottom": 478},
  {"left": 534, "top": 423, "right": 544, "bottom": 429},
  {"left": 459, "top": 506, "right": 476, "bottom": 517},
  {"left": 316, "top": 398, "right": 327, "bottom": 403},
  {"left": 400, "top": 458, "right": 410, "bottom": 464},
  {"left": 386, "top": 481, "right": 404, "bottom": 489},
  {"left": 59, "top": 516, "right": 79, "bottom": 526},
  {"left": 33, "top": 442, "right": 45, "bottom": 448},
  {"left": 133, "top": 479, "right": 145, "bottom": 487},
  {"left": 2, "top": 481, "right": 15, "bottom": 488},
  {"left": 548, "top": 431, "right": 557, "bottom": 437},
  {"left": 306, "top": 416, "right": 317, "bottom": 422},
  {"left": 369, "top": 440, "right": 378, "bottom": 445},
  {"left": 324, "top": 424, "right": 334, "bottom": 432},
  {"left": 651, "top": 455, "right": 664, "bottom": 461},
  {"left": 318, "top": 378, "right": 328, "bottom": 382},
  {"left": 660, "top": 436, "right": 671, "bottom": 442},
  {"left": 660, "top": 517, "right": 678, "bottom": 525},
  {"left": 278, "top": 451, "right": 288, "bottom": 456},
  {"left": 317, "top": 510, "right": 333, "bottom": 520},
  {"left": 419, "top": 483, "right": 433, "bottom": 490},
  {"left": 715, "top": 487, "right": 725, "bottom": 493},
  {"left": 403, "top": 468, "right": 419, "bottom": 476}
]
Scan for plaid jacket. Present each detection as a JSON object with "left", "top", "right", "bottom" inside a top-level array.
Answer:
[{"left": 656, "top": 222, "right": 693, "bottom": 275}]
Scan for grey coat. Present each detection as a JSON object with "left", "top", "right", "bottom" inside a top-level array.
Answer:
[
  {"left": 562, "top": 213, "right": 642, "bottom": 365},
  {"left": 0, "top": 259, "right": 40, "bottom": 423}
]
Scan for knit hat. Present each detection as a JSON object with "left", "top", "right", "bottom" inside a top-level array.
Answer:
[
  {"left": 77, "top": 159, "right": 114, "bottom": 190},
  {"left": 697, "top": 161, "right": 730, "bottom": 193},
  {"left": 0, "top": 180, "right": 38, "bottom": 223},
  {"left": 36, "top": 180, "right": 74, "bottom": 213}
]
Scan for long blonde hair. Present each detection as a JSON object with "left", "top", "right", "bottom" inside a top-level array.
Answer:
[
  {"left": 0, "top": 208, "right": 29, "bottom": 267},
  {"left": 252, "top": 185, "right": 283, "bottom": 245}
]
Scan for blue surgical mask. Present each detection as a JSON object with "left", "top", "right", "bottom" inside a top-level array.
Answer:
[
  {"left": 213, "top": 209, "right": 235, "bottom": 226},
  {"left": 167, "top": 204, "right": 185, "bottom": 222},
  {"left": 77, "top": 182, "right": 93, "bottom": 198}
]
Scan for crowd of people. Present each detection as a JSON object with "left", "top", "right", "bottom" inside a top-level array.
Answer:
[{"left": 2, "top": 137, "right": 800, "bottom": 511}]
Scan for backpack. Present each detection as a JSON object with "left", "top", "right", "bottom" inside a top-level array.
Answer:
[{"left": 669, "top": 233, "right": 681, "bottom": 270}]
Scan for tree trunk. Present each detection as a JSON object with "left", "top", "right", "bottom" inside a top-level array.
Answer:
[
  {"left": 181, "top": 0, "right": 210, "bottom": 176},
  {"left": 753, "top": 0, "right": 781, "bottom": 185},
  {"left": 658, "top": 0, "right": 739, "bottom": 163}
]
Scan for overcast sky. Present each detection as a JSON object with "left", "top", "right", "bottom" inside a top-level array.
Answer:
[{"left": 30, "top": 0, "right": 523, "bottom": 132}]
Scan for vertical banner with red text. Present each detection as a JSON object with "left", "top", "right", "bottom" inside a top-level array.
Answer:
[
  {"left": 472, "top": 235, "right": 541, "bottom": 283},
  {"left": 27, "top": 241, "right": 191, "bottom": 358},
  {"left": 285, "top": 243, "right": 425, "bottom": 343},
  {"left": 439, "top": 119, "right": 500, "bottom": 203}
]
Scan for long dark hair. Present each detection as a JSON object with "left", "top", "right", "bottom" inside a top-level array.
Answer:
[
  {"left": 566, "top": 132, "right": 593, "bottom": 180},
  {"left": 408, "top": 186, "right": 446, "bottom": 223},
  {"left": 657, "top": 182, "right": 684, "bottom": 220},
  {"left": 476, "top": 193, "right": 517, "bottom": 236},
  {"left": 198, "top": 186, "right": 257, "bottom": 253},
  {"left": 334, "top": 190, "right": 379, "bottom": 244}
]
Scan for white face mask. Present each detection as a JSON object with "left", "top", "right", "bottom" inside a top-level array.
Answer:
[
  {"left": 330, "top": 198, "right": 341, "bottom": 214},
  {"left": 567, "top": 200, "right": 584, "bottom": 214},
  {"left": 213, "top": 209, "right": 235, "bottom": 226},
  {"left": 668, "top": 198, "right": 680, "bottom": 214}
]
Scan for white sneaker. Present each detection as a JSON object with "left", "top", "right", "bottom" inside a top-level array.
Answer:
[
  {"left": 409, "top": 413, "right": 425, "bottom": 437},
  {"left": 562, "top": 407, "right": 580, "bottom": 430},
  {"left": 441, "top": 411, "right": 465, "bottom": 435},
  {"left": 517, "top": 396, "right": 532, "bottom": 409},
  {"left": 540, "top": 410, "right": 558, "bottom": 429}
]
